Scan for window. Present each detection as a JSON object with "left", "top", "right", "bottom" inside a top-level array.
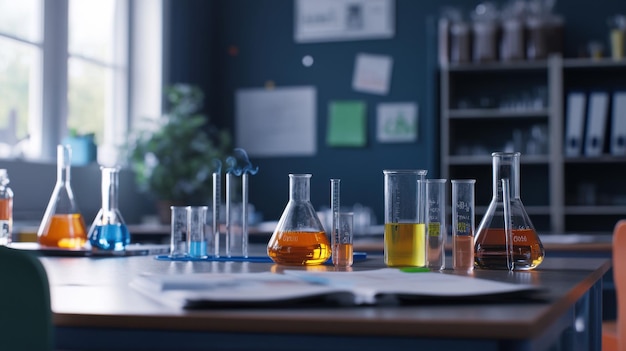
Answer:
[{"left": 0, "top": 0, "right": 163, "bottom": 163}]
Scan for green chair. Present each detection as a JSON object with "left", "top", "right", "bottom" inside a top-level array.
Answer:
[{"left": 0, "top": 245, "right": 53, "bottom": 350}]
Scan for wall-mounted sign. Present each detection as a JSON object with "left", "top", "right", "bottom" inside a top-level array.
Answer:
[{"left": 295, "top": 0, "right": 395, "bottom": 43}]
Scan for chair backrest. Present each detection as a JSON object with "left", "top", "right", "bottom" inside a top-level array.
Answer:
[
  {"left": 0, "top": 246, "right": 53, "bottom": 350},
  {"left": 613, "top": 220, "right": 626, "bottom": 351}
]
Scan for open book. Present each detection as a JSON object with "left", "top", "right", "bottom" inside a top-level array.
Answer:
[{"left": 131, "top": 269, "right": 545, "bottom": 309}]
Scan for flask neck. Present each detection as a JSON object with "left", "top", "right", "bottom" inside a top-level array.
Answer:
[
  {"left": 101, "top": 167, "right": 120, "bottom": 212},
  {"left": 289, "top": 174, "right": 311, "bottom": 202},
  {"left": 492, "top": 152, "right": 521, "bottom": 200},
  {"left": 56, "top": 145, "right": 72, "bottom": 185}
]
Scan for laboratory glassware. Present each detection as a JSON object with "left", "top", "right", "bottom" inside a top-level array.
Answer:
[
  {"left": 0, "top": 169, "right": 13, "bottom": 245},
  {"left": 88, "top": 167, "right": 130, "bottom": 251},
  {"left": 188, "top": 206, "right": 209, "bottom": 258},
  {"left": 383, "top": 169, "right": 428, "bottom": 267},
  {"left": 38, "top": 145, "right": 88, "bottom": 249},
  {"left": 170, "top": 206, "right": 188, "bottom": 257},
  {"left": 267, "top": 174, "right": 330, "bottom": 265},
  {"left": 474, "top": 152, "right": 545, "bottom": 270},
  {"left": 451, "top": 179, "right": 476, "bottom": 272},
  {"left": 334, "top": 212, "right": 354, "bottom": 267},
  {"left": 426, "top": 179, "right": 447, "bottom": 271},
  {"left": 330, "top": 178, "right": 342, "bottom": 266}
]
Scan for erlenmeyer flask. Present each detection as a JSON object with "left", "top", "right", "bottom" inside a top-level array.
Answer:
[
  {"left": 88, "top": 166, "right": 130, "bottom": 250},
  {"left": 474, "top": 152, "right": 545, "bottom": 270},
  {"left": 38, "top": 145, "right": 88, "bottom": 249},
  {"left": 267, "top": 174, "right": 330, "bottom": 265}
]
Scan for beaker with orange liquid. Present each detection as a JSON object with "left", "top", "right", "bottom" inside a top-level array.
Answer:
[{"left": 37, "top": 145, "right": 88, "bottom": 249}]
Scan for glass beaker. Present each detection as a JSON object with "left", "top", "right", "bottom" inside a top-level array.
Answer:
[
  {"left": 88, "top": 166, "right": 130, "bottom": 251},
  {"left": 267, "top": 174, "right": 330, "bottom": 266},
  {"left": 426, "top": 179, "right": 447, "bottom": 271},
  {"left": 38, "top": 145, "right": 88, "bottom": 249},
  {"left": 474, "top": 152, "right": 545, "bottom": 270},
  {"left": 383, "top": 169, "right": 428, "bottom": 267}
]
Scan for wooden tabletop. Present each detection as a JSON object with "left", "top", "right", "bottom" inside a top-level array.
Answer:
[{"left": 39, "top": 251, "right": 610, "bottom": 342}]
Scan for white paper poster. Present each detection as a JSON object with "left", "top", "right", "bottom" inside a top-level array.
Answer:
[
  {"left": 352, "top": 53, "right": 393, "bottom": 95},
  {"left": 235, "top": 86, "right": 317, "bottom": 157},
  {"left": 377, "top": 102, "right": 418, "bottom": 143}
]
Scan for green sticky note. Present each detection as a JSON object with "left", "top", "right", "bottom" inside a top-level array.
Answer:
[{"left": 327, "top": 101, "right": 367, "bottom": 147}]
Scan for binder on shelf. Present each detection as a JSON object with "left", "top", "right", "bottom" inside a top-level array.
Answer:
[
  {"left": 611, "top": 92, "right": 626, "bottom": 156},
  {"left": 564, "top": 92, "right": 586, "bottom": 157},
  {"left": 584, "top": 92, "right": 609, "bottom": 157}
]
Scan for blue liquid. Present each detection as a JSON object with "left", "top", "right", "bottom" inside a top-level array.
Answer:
[
  {"left": 189, "top": 241, "right": 207, "bottom": 258},
  {"left": 89, "top": 223, "right": 130, "bottom": 251}
]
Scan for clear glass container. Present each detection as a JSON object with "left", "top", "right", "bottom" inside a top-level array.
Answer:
[
  {"left": 38, "top": 145, "right": 88, "bottom": 249},
  {"left": 88, "top": 166, "right": 130, "bottom": 250},
  {"left": 474, "top": 152, "right": 545, "bottom": 270},
  {"left": 0, "top": 169, "right": 14, "bottom": 245},
  {"left": 267, "top": 174, "right": 330, "bottom": 265}
]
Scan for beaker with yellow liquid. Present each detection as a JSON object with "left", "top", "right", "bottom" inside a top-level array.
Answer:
[
  {"left": 383, "top": 169, "right": 428, "bottom": 267},
  {"left": 267, "top": 174, "right": 330, "bottom": 265},
  {"left": 38, "top": 145, "right": 88, "bottom": 249},
  {"left": 474, "top": 152, "right": 545, "bottom": 270}
]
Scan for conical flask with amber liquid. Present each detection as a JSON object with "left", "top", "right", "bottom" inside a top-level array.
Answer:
[
  {"left": 37, "top": 145, "right": 88, "bottom": 249},
  {"left": 474, "top": 152, "right": 545, "bottom": 270},
  {"left": 267, "top": 174, "right": 330, "bottom": 265}
]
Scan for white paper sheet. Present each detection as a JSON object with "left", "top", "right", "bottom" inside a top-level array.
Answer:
[
  {"left": 235, "top": 86, "right": 317, "bottom": 157},
  {"left": 352, "top": 53, "right": 393, "bottom": 95}
]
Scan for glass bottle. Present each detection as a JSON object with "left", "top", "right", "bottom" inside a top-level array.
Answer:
[
  {"left": 0, "top": 169, "right": 14, "bottom": 245},
  {"left": 38, "top": 145, "right": 88, "bottom": 249},
  {"left": 474, "top": 152, "right": 545, "bottom": 270},
  {"left": 88, "top": 166, "right": 130, "bottom": 250},
  {"left": 267, "top": 174, "right": 330, "bottom": 265}
]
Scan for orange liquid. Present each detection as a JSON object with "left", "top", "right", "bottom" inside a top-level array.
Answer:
[
  {"left": 474, "top": 228, "right": 544, "bottom": 270},
  {"left": 453, "top": 235, "right": 474, "bottom": 272},
  {"left": 38, "top": 213, "right": 88, "bottom": 249},
  {"left": 267, "top": 230, "right": 331, "bottom": 265},
  {"left": 332, "top": 243, "right": 353, "bottom": 267},
  {"left": 0, "top": 198, "right": 11, "bottom": 220}
]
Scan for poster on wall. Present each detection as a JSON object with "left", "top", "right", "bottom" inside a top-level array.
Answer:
[
  {"left": 376, "top": 102, "right": 418, "bottom": 143},
  {"left": 294, "top": 0, "right": 395, "bottom": 43},
  {"left": 235, "top": 86, "right": 317, "bottom": 157}
]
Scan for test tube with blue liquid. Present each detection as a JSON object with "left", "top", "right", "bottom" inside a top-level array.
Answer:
[
  {"left": 88, "top": 166, "right": 130, "bottom": 251},
  {"left": 188, "top": 206, "right": 208, "bottom": 258}
]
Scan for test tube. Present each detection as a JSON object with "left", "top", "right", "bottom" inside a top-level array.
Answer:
[
  {"left": 241, "top": 172, "right": 249, "bottom": 258},
  {"left": 187, "top": 206, "right": 208, "bottom": 259},
  {"left": 169, "top": 206, "right": 188, "bottom": 258},
  {"left": 502, "top": 178, "right": 514, "bottom": 271},
  {"left": 212, "top": 160, "right": 221, "bottom": 258},
  {"left": 451, "top": 179, "right": 475, "bottom": 272},
  {"left": 335, "top": 212, "right": 354, "bottom": 267},
  {"left": 330, "top": 179, "right": 341, "bottom": 266},
  {"left": 426, "top": 179, "right": 447, "bottom": 271},
  {"left": 225, "top": 172, "right": 234, "bottom": 257}
]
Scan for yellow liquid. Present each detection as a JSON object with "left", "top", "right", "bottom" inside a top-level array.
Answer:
[
  {"left": 332, "top": 243, "right": 353, "bottom": 267},
  {"left": 384, "top": 223, "right": 426, "bottom": 267},
  {"left": 38, "top": 213, "right": 88, "bottom": 249},
  {"left": 267, "top": 230, "right": 331, "bottom": 266}
]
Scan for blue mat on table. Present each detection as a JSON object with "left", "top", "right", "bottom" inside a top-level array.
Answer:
[{"left": 155, "top": 252, "right": 367, "bottom": 263}]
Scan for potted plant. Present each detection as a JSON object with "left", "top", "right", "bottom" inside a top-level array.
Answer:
[{"left": 127, "top": 84, "right": 231, "bottom": 223}]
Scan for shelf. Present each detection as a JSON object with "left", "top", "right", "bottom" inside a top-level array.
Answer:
[
  {"left": 448, "top": 154, "right": 550, "bottom": 165},
  {"left": 564, "top": 155, "right": 626, "bottom": 164},
  {"left": 475, "top": 205, "right": 551, "bottom": 216},
  {"left": 448, "top": 109, "right": 549, "bottom": 119},
  {"left": 445, "top": 60, "right": 549, "bottom": 72},
  {"left": 563, "top": 58, "right": 626, "bottom": 69},
  {"left": 565, "top": 206, "right": 626, "bottom": 215}
]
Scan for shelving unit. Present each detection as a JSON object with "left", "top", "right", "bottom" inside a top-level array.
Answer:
[{"left": 440, "top": 56, "right": 626, "bottom": 234}]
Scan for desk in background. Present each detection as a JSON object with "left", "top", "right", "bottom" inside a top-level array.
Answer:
[{"left": 39, "top": 251, "right": 609, "bottom": 351}]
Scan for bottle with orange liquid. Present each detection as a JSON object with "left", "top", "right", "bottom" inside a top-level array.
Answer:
[
  {"left": 37, "top": 145, "right": 88, "bottom": 249},
  {"left": 0, "top": 169, "right": 14, "bottom": 245},
  {"left": 267, "top": 174, "right": 330, "bottom": 266},
  {"left": 474, "top": 152, "right": 545, "bottom": 270}
]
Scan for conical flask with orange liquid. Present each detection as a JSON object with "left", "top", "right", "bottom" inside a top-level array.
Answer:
[
  {"left": 37, "top": 145, "right": 88, "bottom": 249},
  {"left": 474, "top": 152, "right": 545, "bottom": 270}
]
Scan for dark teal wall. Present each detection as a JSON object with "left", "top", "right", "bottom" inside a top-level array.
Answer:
[{"left": 167, "top": 0, "right": 626, "bottom": 222}]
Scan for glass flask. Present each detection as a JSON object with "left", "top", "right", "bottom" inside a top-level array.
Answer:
[
  {"left": 267, "top": 174, "right": 331, "bottom": 265},
  {"left": 38, "top": 145, "right": 88, "bottom": 249},
  {"left": 88, "top": 166, "right": 130, "bottom": 250},
  {"left": 474, "top": 152, "right": 545, "bottom": 270}
]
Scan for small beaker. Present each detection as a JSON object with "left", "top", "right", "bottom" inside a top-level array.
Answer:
[
  {"left": 38, "top": 145, "right": 88, "bottom": 249},
  {"left": 267, "top": 174, "right": 330, "bottom": 266},
  {"left": 383, "top": 169, "right": 428, "bottom": 267},
  {"left": 88, "top": 167, "right": 130, "bottom": 251},
  {"left": 170, "top": 206, "right": 188, "bottom": 258},
  {"left": 188, "top": 206, "right": 209, "bottom": 258},
  {"left": 451, "top": 179, "right": 476, "bottom": 272},
  {"left": 474, "top": 152, "right": 545, "bottom": 270},
  {"left": 333, "top": 212, "right": 354, "bottom": 268},
  {"left": 426, "top": 179, "right": 447, "bottom": 271}
]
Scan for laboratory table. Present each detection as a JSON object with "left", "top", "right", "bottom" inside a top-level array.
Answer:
[{"left": 39, "top": 253, "right": 610, "bottom": 351}]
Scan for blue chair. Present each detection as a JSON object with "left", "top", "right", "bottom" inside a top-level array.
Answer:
[{"left": 0, "top": 245, "right": 53, "bottom": 350}]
